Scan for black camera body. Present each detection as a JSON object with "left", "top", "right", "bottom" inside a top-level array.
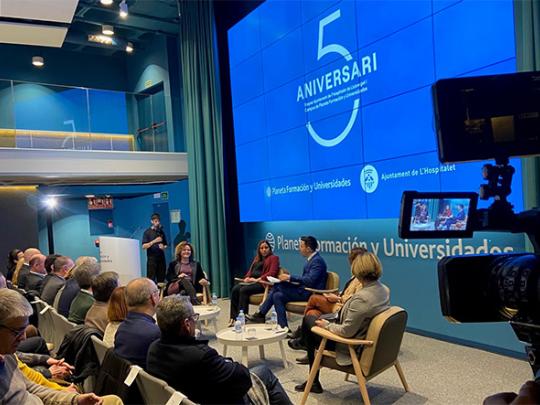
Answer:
[{"left": 399, "top": 71, "right": 540, "bottom": 373}]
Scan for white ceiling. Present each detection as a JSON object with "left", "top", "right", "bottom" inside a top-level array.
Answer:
[
  {"left": 0, "top": 21, "right": 67, "bottom": 47},
  {"left": 0, "top": 0, "right": 78, "bottom": 23},
  {"left": 0, "top": 0, "right": 78, "bottom": 47}
]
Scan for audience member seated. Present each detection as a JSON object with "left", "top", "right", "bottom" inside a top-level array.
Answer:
[
  {"left": 147, "top": 295, "right": 292, "bottom": 405},
  {"left": 16, "top": 351, "right": 74, "bottom": 382},
  {"left": 68, "top": 262, "right": 101, "bottom": 324},
  {"left": 295, "top": 252, "right": 390, "bottom": 394},
  {"left": 103, "top": 286, "right": 127, "bottom": 347},
  {"left": 248, "top": 236, "right": 327, "bottom": 328},
  {"left": 85, "top": 272, "right": 119, "bottom": 333},
  {"left": 165, "top": 241, "right": 209, "bottom": 305},
  {"left": 0, "top": 273, "right": 6, "bottom": 289},
  {"left": 16, "top": 355, "right": 78, "bottom": 392},
  {"left": 229, "top": 239, "right": 280, "bottom": 326},
  {"left": 4, "top": 249, "right": 23, "bottom": 281},
  {"left": 114, "top": 278, "right": 160, "bottom": 368},
  {"left": 0, "top": 288, "right": 122, "bottom": 404},
  {"left": 14, "top": 248, "right": 41, "bottom": 289},
  {"left": 40, "top": 256, "right": 73, "bottom": 305},
  {"left": 39, "top": 254, "right": 61, "bottom": 296},
  {"left": 56, "top": 256, "right": 98, "bottom": 317},
  {"left": 288, "top": 246, "right": 366, "bottom": 358},
  {"left": 23, "top": 254, "right": 47, "bottom": 295}
]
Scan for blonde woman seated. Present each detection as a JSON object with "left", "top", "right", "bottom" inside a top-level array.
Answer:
[
  {"left": 103, "top": 286, "right": 128, "bottom": 347},
  {"left": 288, "top": 246, "right": 366, "bottom": 345},
  {"left": 165, "top": 242, "right": 209, "bottom": 305},
  {"left": 295, "top": 251, "right": 390, "bottom": 394}
]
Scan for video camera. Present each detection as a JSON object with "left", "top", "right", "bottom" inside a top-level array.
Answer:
[{"left": 398, "top": 71, "right": 540, "bottom": 374}]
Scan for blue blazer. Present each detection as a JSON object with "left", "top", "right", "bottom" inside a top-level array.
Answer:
[{"left": 290, "top": 252, "right": 327, "bottom": 292}]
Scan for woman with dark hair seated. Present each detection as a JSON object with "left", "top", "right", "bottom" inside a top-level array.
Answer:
[
  {"left": 228, "top": 240, "right": 280, "bottom": 326},
  {"left": 295, "top": 251, "right": 390, "bottom": 394},
  {"left": 5, "top": 248, "right": 23, "bottom": 281},
  {"left": 165, "top": 241, "right": 209, "bottom": 305}
]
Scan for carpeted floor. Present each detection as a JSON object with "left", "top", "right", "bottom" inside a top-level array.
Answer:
[{"left": 203, "top": 299, "right": 531, "bottom": 404}]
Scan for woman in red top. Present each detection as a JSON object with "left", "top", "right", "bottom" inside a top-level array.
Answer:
[{"left": 228, "top": 240, "right": 280, "bottom": 325}]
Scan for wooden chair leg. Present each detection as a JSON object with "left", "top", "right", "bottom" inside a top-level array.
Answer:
[
  {"left": 349, "top": 346, "right": 370, "bottom": 405},
  {"left": 345, "top": 373, "right": 350, "bottom": 382},
  {"left": 300, "top": 338, "right": 327, "bottom": 405},
  {"left": 395, "top": 361, "right": 410, "bottom": 392}
]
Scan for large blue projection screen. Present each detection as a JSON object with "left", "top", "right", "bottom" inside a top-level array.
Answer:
[{"left": 228, "top": 0, "right": 522, "bottom": 222}]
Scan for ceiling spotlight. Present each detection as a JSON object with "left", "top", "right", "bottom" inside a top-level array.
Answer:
[
  {"left": 126, "top": 42, "right": 133, "bottom": 53},
  {"left": 102, "top": 24, "right": 114, "bottom": 36},
  {"left": 119, "top": 0, "right": 128, "bottom": 18},
  {"left": 88, "top": 34, "right": 114, "bottom": 45},
  {"left": 100, "top": 0, "right": 113, "bottom": 5},
  {"left": 32, "top": 56, "right": 44, "bottom": 67},
  {"left": 44, "top": 197, "right": 57, "bottom": 209}
]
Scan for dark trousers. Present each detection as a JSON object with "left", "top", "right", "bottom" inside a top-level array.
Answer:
[
  {"left": 147, "top": 255, "right": 166, "bottom": 283},
  {"left": 230, "top": 283, "right": 265, "bottom": 319},
  {"left": 303, "top": 314, "right": 335, "bottom": 385},
  {"left": 250, "top": 364, "right": 293, "bottom": 405},
  {"left": 259, "top": 283, "right": 310, "bottom": 328},
  {"left": 17, "top": 336, "right": 50, "bottom": 355}
]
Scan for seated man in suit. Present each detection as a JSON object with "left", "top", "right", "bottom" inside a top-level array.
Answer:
[
  {"left": 248, "top": 236, "right": 327, "bottom": 328},
  {"left": 56, "top": 256, "right": 98, "bottom": 317},
  {"left": 40, "top": 256, "right": 73, "bottom": 305},
  {"left": 147, "top": 295, "right": 291, "bottom": 405},
  {"left": 13, "top": 247, "right": 40, "bottom": 289},
  {"left": 114, "top": 277, "right": 161, "bottom": 368},
  {"left": 68, "top": 263, "right": 102, "bottom": 324},
  {"left": 24, "top": 254, "right": 47, "bottom": 296}
]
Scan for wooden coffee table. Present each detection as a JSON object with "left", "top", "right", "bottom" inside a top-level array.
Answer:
[
  {"left": 195, "top": 305, "right": 221, "bottom": 333},
  {"left": 216, "top": 324, "right": 288, "bottom": 368}
]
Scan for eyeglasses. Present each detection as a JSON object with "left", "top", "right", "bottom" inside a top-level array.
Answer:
[
  {"left": 0, "top": 324, "right": 27, "bottom": 338},
  {"left": 187, "top": 313, "right": 199, "bottom": 322}
]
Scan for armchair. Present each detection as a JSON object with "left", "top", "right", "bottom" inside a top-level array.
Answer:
[{"left": 300, "top": 306, "right": 410, "bottom": 405}]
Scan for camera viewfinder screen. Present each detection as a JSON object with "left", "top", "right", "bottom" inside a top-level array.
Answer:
[{"left": 410, "top": 198, "right": 471, "bottom": 232}]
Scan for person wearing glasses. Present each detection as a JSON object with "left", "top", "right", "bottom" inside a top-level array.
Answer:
[
  {"left": 147, "top": 295, "right": 292, "bottom": 405},
  {"left": 0, "top": 288, "right": 122, "bottom": 404},
  {"left": 164, "top": 241, "right": 209, "bottom": 304},
  {"left": 114, "top": 278, "right": 161, "bottom": 368}
]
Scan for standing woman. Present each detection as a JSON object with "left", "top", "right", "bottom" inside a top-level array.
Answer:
[
  {"left": 165, "top": 241, "right": 209, "bottom": 304},
  {"left": 229, "top": 240, "right": 280, "bottom": 325}
]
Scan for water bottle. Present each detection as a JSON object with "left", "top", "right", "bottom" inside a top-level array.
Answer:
[
  {"left": 270, "top": 310, "right": 278, "bottom": 330},
  {"left": 234, "top": 318, "right": 242, "bottom": 334},
  {"left": 238, "top": 310, "right": 246, "bottom": 331},
  {"left": 211, "top": 292, "right": 218, "bottom": 306}
]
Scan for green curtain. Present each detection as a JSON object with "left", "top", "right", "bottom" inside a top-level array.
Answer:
[
  {"left": 179, "top": 0, "right": 230, "bottom": 296},
  {"left": 514, "top": 0, "right": 540, "bottom": 211}
]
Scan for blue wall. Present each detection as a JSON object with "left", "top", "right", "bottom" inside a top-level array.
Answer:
[
  {"left": 38, "top": 181, "right": 191, "bottom": 274},
  {"left": 243, "top": 219, "right": 528, "bottom": 356}
]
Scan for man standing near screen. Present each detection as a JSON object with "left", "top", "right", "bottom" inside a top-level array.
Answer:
[{"left": 142, "top": 213, "right": 168, "bottom": 282}]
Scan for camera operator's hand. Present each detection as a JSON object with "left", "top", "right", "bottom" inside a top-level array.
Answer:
[{"left": 484, "top": 380, "right": 540, "bottom": 404}]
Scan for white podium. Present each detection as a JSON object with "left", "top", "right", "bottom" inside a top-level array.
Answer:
[{"left": 99, "top": 236, "right": 141, "bottom": 285}]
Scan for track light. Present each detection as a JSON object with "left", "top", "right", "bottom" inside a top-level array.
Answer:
[
  {"left": 119, "top": 0, "right": 128, "bottom": 18},
  {"left": 102, "top": 24, "right": 114, "bottom": 36},
  {"left": 32, "top": 56, "right": 44, "bottom": 67},
  {"left": 100, "top": 0, "right": 113, "bottom": 5},
  {"left": 44, "top": 197, "right": 57, "bottom": 209},
  {"left": 126, "top": 42, "right": 133, "bottom": 53}
]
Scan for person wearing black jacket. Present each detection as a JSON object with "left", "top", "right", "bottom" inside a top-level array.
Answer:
[
  {"left": 147, "top": 295, "right": 291, "bottom": 405},
  {"left": 142, "top": 213, "right": 168, "bottom": 283},
  {"left": 164, "top": 241, "right": 209, "bottom": 304}
]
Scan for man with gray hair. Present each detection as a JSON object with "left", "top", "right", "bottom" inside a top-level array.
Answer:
[
  {"left": 114, "top": 277, "right": 160, "bottom": 368},
  {"left": 56, "top": 257, "right": 99, "bottom": 317},
  {"left": 68, "top": 262, "right": 102, "bottom": 324},
  {"left": 40, "top": 256, "right": 74, "bottom": 305},
  {"left": 0, "top": 288, "right": 116, "bottom": 404},
  {"left": 147, "top": 295, "right": 292, "bottom": 405}
]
